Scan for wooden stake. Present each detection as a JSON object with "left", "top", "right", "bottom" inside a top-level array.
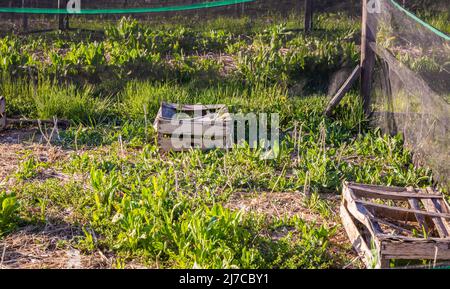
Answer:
[
  {"left": 324, "top": 65, "right": 361, "bottom": 116},
  {"left": 58, "top": 0, "right": 64, "bottom": 30},
  {"left": 304, "top": 0, "right": 313, "bottom": 33},
  {"left": 65, "top": 15, "right": 70, "bottom": 30},
  {"left": 65, "top": 0, "right": 70, "bottom": 31},
  {"left": 360, "top": 0, "right": 376, "bottom": 115},
  {"left": 22, "top": 0, "right": 28, "bottom": 32}
]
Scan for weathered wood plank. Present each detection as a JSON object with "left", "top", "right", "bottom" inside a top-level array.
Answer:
[
  {"left": 161, "top": 103, "right": 227, "bottom": 112},
  {"left": 351, "top": 186, "right": 442, "bottom": 200},
  {"left": 324, "top": 65, "right": 361, "bottom": 116},
  {"left": 420, "top": 198, "right": 449, "bottom": 237},
  {"left": 158, "top": 135, "right": 231, "bottom": 152},
  {"left": 367, "top": 205, "right": 417, "bottom": 222},
  {"left": 158, "top": 135, "right": 200, "bottom": 152},
  {"left": 340, "top": 203, "right": 379, "bottom": 268},
  {"left": 439, "top": 198, "right": 450, "bottom": 214},
  {"left": 408, "top": 198, "right": 429, "bottom": 234},
  {"left": 360, "top": 0, "right": 377, "bottom": 115},
  {"left": 22, "top": 0, "right": 28, "bottom": 32},
  {"left": 406, "top": 186, "right": 430, "bottom": 234},
  {"left": 377, "top": 234, "right": 450, "bottom": 243},
  {"left": 343, "top": 185, "right": 383, "bottom": 236},
  {"left": 304, "top": 0, "right": 313, "bottom": 33},
  {"left": 421, "top": 188, "right": 450, "bottom": 237},
  {"left": 381, "top": 241, "right": 450, "bottom": 260},
  {"left": 157, "top": 120, "right": 232, "bottom": 137},
  {"left": 346, "top": 182, "right": 408, "bottom": 192},
  {"left": 426, "top": 188, "right": 450, "bottom": 232},
  {"left": 356, "top": 199, "right": 450, "bottom": 220}
]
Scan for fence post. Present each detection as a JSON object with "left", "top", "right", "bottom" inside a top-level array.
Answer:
[
  {"left": 58, "top": 0, "right": 64, "bottom": 30},
  {"left": 360, "top": 0, "right": 376, "bottom": 115},
  {"left": 65, "top": 0, "right": 70, "bottom": 30},
  {"left": 22, "top": 0, "right": 28, "bottom": 31},
  {"left": 304, "top": 0, "right": 313, "bottom": 33},
  {"left": 65, "top": 15, "right": 70, "bottom": 30}
]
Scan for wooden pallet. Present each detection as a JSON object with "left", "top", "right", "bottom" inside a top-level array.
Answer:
[
  {"left": 0, "top": 96, "right": 6, "bottom": 131},
  {"left": 340, "top": 181, "right": 450, "bottom": 268},
  {"left": 154, "top": 102, "right": 232, "bottom": 152}
]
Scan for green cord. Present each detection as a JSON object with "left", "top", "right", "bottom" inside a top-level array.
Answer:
[
  {"left": 0, "top": 0, "right": 255, "bottom": 15},
  {"left": 390, "top": 0, "right": 450, "bottom": 41}
]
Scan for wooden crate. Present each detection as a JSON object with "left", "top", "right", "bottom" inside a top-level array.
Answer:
[
  {"left": 340, "top": 181, "right": 450, "bottom": 268},
  {"left": 0, "top": 96, "right": 6, "bottom": 131},
  {"left": 154, "top": 102, "right": 232, "bottom": 152}
]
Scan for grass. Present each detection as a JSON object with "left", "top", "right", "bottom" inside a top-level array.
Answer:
[
  {"left": 3, "top": 83, "right": 434, "bottom": 268},
  {"left": 0, "top": 192, "right": 20, "bottom": 237},
  {"left": 420, "top": 11, "right": 450, "bottom": 34},
  {"left": 0, "top": 12, "right": 445, "bottom": 268}
]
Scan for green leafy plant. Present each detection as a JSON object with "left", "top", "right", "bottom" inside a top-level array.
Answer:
[{"left": 0, "top": 192, "right": 20, "bottom": 237}]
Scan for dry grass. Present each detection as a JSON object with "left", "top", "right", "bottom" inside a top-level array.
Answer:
[
  {"left": 0, "top": 224, "right": 109, "bottom": 269},
  {"left": 226, "top": 191, "right": 324, "bottom": 221},
  {"left": 0, "top": 128, "right": 69, "bottom": 186}
]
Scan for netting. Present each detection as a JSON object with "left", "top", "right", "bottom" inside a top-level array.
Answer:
[
  {"left": 0, "top": 0, "right": 361, "bottom": 12},
  {"left": 1, "top": 0, "right": 447, "bottom": 188},
  {"left": 0, "top": 0, "right": 364, "bottom": 94},
  {"left": 0, "top": 0, "right": 256, "bottom": 14},
  {"left": 368, "top": 0, "right": 450, "bottom": 189},
  {"left": 0, "top": 0, "right": 362, "bottom": 33}
]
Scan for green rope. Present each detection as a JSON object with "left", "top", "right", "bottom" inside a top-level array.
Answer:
[
  {"left": 0, "top": 0, "right": 255, "bottom": 15},
  {"left": 390, "top": 0, "right": 450, "bottom": 41}
]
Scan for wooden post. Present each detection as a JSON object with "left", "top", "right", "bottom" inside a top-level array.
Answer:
[
  {"left": 324, "top": 65, "right": 361, "bottom": 116},
  {"left": 22, "top": 0, "right": 28, "bottom": 31},
  {"left": 360, "top": 0, "right": 376, "bottom": 115},
  {"left": 58, "top": 0, "right": 65, "bottom": 30},
  {"left": 304, "top": 0, "right": 313, "bottom": 33},
  {"left": 65, "top": 0, "right": 70, "bottom": 31},
  {"left": 65, "top": 15, "right": 70, "bottom": 30}
]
